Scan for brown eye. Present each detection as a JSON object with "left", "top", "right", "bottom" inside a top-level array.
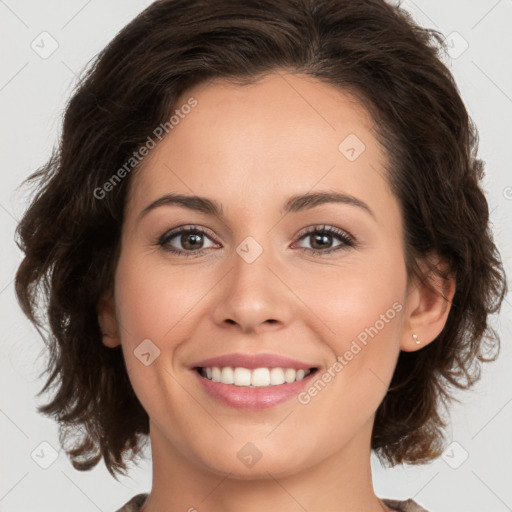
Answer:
[
  {"left": 294, "top": 225, "right": 356, "bottom": 255},
  {"left": 308, "top": 232, "right": 335, "bottom": 250},
  {"left": 178, "top": 231, "right": 205, "bottom": 250},
  {"left": 158, "top": 226, "right": 218, "bottom": 256}
]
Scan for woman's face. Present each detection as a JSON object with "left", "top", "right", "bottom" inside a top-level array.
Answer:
[{"left": 104, "top": 72, "right": 417, "bottom": 478}]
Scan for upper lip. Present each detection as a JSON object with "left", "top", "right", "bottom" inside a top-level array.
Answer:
[{"left": 191, "top": 353, "right": 318, "bottom": 370}]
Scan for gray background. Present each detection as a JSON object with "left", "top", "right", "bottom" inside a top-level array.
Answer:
[{"left": 1, "top": 1, "right": 511, "bottom": 511}]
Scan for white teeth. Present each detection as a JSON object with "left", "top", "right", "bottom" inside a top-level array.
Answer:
[
  {"left": 251, "top": 368, "right": 270, "bottom": 387},
  {"left": 221, "top": 367, "right": 234, "bottom": 384},
  {"left": 269, "top": 367, "right": 285, "bottom": 385},
  {"left": 211, "top": 367, "right": 221, "bottom": 382},
  {"left": 234, "top": 367, "right": 252, "bottom": 386},
  {"left": 284, "top": 368, "right": 296, "bottom": 383},
  {"left": 200, "top": 366, "right": 313, "bottom": 386}
]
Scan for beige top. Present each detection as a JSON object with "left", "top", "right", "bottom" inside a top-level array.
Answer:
[{"left": 116, "top": 493, "right": 430, "bottom": 511}]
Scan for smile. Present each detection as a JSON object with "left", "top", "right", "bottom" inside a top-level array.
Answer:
[{"left": 196, "top": 366, "right": 317, "bottom": 387}]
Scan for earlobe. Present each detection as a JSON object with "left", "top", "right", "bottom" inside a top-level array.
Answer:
[
  {"left": 401, "top": 253, "right": 456, "bottom": 352},
  {"left": 97, "top": 292, "right": 121, "bottom": 348}
]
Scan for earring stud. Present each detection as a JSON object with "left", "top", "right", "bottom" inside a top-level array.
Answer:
[{"left": 412, "top": 333, "right": 420, "bottom": 345}]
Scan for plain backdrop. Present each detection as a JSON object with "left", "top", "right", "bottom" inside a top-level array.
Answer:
[{"left": 1, "top": 1, "right": 511, "bottom": 511}]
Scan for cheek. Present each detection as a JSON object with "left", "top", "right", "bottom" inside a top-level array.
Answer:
[
  {"left": 292, "top": 272, "right": 405, "bottom": 451},
  {"left": 297, "top": 257, "right": 405, "bottom": 342},
  {"left": 327, "top": 272, "right": 404, "bottom": 355},
  {"left": 112, "top": 253, "right": 199, "bottom": 420},
  {"left": 112, "top": 254, "right": 193, "bottom": 389},
  {"left": 292, "top": 252, "right": 406, "bottom": 394},
  {"left": 114, "top": 251, "right": 208, "bottom": 345}
]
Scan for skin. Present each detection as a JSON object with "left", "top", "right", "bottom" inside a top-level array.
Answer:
[{"left": 98, "top": 71, "right": 455, "bottom": 512}]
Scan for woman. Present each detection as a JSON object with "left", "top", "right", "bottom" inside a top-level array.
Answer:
[{"left": 14, "top": 0, "right": 507, "bottom": 511}]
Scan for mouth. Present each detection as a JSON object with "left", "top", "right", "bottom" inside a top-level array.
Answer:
[
  {"left": 195, "top": 366, "right": 319, "bottom": 387},
  {"left": 190, "top": 353, "right": 321, "bottom": 409}
]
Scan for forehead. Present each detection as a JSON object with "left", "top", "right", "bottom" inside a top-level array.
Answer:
[{"left": 127, "top": 72, "right": 397, "bottom": 226}]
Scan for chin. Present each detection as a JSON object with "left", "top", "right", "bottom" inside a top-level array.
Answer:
[{"left": 197, "top": 442, "right": 312, "bottom": 480}]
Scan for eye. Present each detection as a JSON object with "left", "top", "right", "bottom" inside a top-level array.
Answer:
[
  {"left": 293, "top": 225, "right": 356, "bottom": 255},
  {"left": 156, "top": 224, "right": 357, "bottom": 258},
  {"left": 157, "top": 225, "right": 218, "bottom": 257}
]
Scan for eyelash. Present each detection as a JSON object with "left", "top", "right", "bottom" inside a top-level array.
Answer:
[{"left": 156, "top": 224, "right": 357, "bottom": 258}]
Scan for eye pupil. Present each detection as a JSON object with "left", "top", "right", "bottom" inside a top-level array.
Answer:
[
  {"left": 311, "top": 233, "right": 332, "bottom": 250},
  {"left": 182, "top": 232, "right": 203, "bottom": 250}
]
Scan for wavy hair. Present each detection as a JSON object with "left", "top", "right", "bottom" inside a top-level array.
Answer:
[{"left": 15, "top": 0, "right": 507, "bottom": 477}]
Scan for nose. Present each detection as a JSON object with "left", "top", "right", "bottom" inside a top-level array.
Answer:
[{"left": 210, "top": 241, "right": 294, "bottom": 334}]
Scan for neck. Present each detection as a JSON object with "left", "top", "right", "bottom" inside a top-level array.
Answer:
[{"left": 141, "top": 417, "right": 391, "bottom": 512}]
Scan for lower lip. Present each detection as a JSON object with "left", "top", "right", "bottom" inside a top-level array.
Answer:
[{"left": 193, "top": 369, "right": 317, "bottom": 409}]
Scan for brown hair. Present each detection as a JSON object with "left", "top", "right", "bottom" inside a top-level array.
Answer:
[{"left": 15, "top": 0, "right": 507, "bottom": 477}]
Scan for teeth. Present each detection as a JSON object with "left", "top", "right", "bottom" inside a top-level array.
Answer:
[
  {"left": 234, "top": 367, "right": 252, "bottom": 386},
  {"left": 221, "top": 367, "right": 234, "bottom": 384},
  {"left": 212, "top": 367, "right": 221, "bottom": 382},
  {"left": 284, "top": 368, "right": 297, "bottom": 383},
  {"left": 269, "top": 367, "right": 285, "bottom": 385},
  {"left": 200, "top": 367, "right": 313, "bottom": 386}
]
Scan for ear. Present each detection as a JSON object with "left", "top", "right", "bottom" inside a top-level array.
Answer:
[
  {"left": 401, "top": 252, "right": 456, "bottom": 352},
  {"left": 97, "top": 291, "right": 121, "bottom": 348}
]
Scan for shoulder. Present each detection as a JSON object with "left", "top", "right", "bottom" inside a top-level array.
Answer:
[
  {"left": 382, "top": 498, "right": 430, "bottom": 512},
  {"left": 115, "top": 493, "right": 148, "bottom": 512},
  {"left": 114, "top": 494, "right": 428, "bottom": 512}
]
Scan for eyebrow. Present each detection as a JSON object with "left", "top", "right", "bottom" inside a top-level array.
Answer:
[{"left": 138, "top": 191, "right": 375, "bottom": 222}]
